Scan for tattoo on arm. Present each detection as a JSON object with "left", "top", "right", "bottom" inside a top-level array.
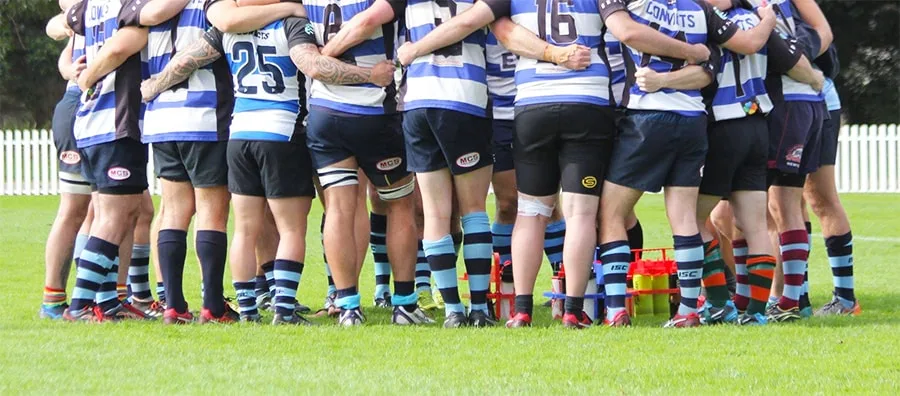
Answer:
[
  {"left": 289, "top": 44, "right": 371, "bottom": 85},
  {"left": 153, "top": 39, "right": 222, "bottom": 93}
]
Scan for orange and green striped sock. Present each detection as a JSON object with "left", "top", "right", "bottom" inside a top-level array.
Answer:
[
  {"left": 117, "top": 284, "right": 128, "bottom": 301},
  {"left": 42, "top": 286, "right": 66, "bottom": 307},
  {"left": 702, "top": 239, "right": 730, "bottom": 307},
  {"left": 747, "top": 254, "right": 776, "bottom": 315}
]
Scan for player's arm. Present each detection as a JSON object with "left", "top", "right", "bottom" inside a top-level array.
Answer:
[
  {"left": 397, "top": 1, "right": 495, "bottom": 65},
  {"left": 601, "top": 3, "right": 710, "bottom": 64},
  {"left": 490, "top": 18, "right": 591, "bottom": 70},
  {"left": 139, "top": 0, "right": 191, "bottom": 26},
  {"left": 715, "top": 4, "right": 776, "bottom": 55},
  {"left": 141, "top": 34, "right": 224, "bottom": 101},
  {"left": 791, "top": 0, "right": 831, "bottom": 55},
  {"left": 766, "top": 32, "right": 823, "bottom": 91},
  {"left": 59, "top": 0, "right": 80, "bottom": 10},
  {"left": 205, "top": 0, "right": 306, "bottom": 33},
  {"left": 236, "top": 0, "right": 299, "bottom": 6},
  {"left": 635, "top": 65, "right": 713, "bottom": 93},
  {"left": 320, "top": 0, "right": 404, "bottom": 57},
  {"left": 46, "top": 14, "right": 72, "bottom": 40},
  {"left": 58, "top": 37, "right": 87, "bottom": 82},
  {"left": 77, "top": 27, "right": 149, "bottom": 91}
]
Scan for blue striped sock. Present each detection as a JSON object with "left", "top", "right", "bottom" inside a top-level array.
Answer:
[
  {"left": 274, "top": 259, "right": 303, "bottom": 316},
  {"left": 233, "top": 281, "right": 258, "bottom": 317},
  {"left": 261, "top": 261, "right": 275, "bottom": 297},
  {"left": 826, "top": 232, "right": 855, "bottom": 307},
  {"left": 156, "top": 282, "right": 166, "bottom": 303},
  {"left": 335, "top": 286, "right": 360, "bottom": 310},
  {"left": 415, "top": 240, "right": 431, "bottom": 293},
  {"left": 779, "top": 230, "right": 809, "bottom": 309},
  {"left": 600, "top": 241, "right": 630, "bottom": 321},
  {"left": 371, "top": 213, "right": 391, "bottom": 300},
  {"left": 73, "top": 233, "right": 88, "bottom": 268},
  {"left": 97, "top": 261, "right": 121, "bottom": 312},
  {"left": 70, "top": 237, "right": 119, "bottom": 311},
  {"left": 543, "top": 220, "right": 565, "bottom": 266},
  {"left": 424, "top": 235, "right": 464, "bottom": 315},
  {"left": 128, "top": 244, "right": 152, "bottom": 300},
  {"left": 462, "top": 212, "right": 492, "bottom": 314},
  {"left": 674, "top": 234, "right": 704, "bottom": 316},
  {"left": 491, "top": 222, "right": 513, "bottom": 268}
]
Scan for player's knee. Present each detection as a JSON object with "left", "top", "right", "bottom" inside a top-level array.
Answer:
[
  {"left": 517, "top": 196, "right": 553, "bottom": 218},
  {"left": 495, "top": 195, "right": 517, "bottom": 223},
  {"left": 377, "top": 177, "right": 416, "bottom": 202}
]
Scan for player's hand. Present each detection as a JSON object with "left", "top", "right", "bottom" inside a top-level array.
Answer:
[
  {"left": 141, "top": 77, "right": 160, "bottom": 102},
  {"left": 76, "top": 72, "right": 93, "bottom": 92},
  {"left": 369, "top": 60, "right": 396, "bottom": 87},
  {"left": 685, "top": 43, "right": 710, "bottom": 65},
  {"left": 635, "top": 67, "right": 666, "bottom": 93},
  {"left": 288, "top": 2, "right": 306, "bottom": 18},
  {"left": 68, "top": 55, "right": 87, "bottom": 82},
  {"left": 810, "top": 69, "right": 824, "bottom": 93},
  {"left": 397, "top": 42, "right": 418, "bottom": 67},
  {"left": 547, "top": 44, "right": 591, "bottom": 70},
  {"left": 757, "top": 4, "right": 776, "bottom": 22}
]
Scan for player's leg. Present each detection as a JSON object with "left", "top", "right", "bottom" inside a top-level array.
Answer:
[
  {"left": 255, "top": 206, "right": 280, "bottom": 312},
  {"left": 489, "top": 119, "right": 518, "bottom": 298},
  {"left": 411, "top": 186, "right": 437, "bottom": 310},
  {"left": 369, "top": 187, "right": 392, "bottom": 307},
  {"left": 127, "top": 191, "right": 157, "bottom": 316},
  {"left": 150, "top": 198, "right": 166, "bottom": 307},
  {"left": 354, "top": 172, "right": 371, "bottom": 281},
  {"left": 267, "top": 192, "right": 314, "bottom": 325}
]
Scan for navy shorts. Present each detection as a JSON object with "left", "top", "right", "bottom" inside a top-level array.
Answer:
[
  {"left": 819, "top": 109, "right": 841, "bottom": 166},
  {"left": 491, "top": 119, "right": 515, "bottom": 173},
  {"left": 767, "top": 100, "right": 826, "bottom": 175},
  {"left": 227, "top": 139, "right": 315, "bottom": 198},
  {"left": 402, "top": 108, "right": 492, "bottom": 175},
  {"left": 52, "top": 89, "right": 92, "bottom": 194},
  {"left": 79, "top": 137, "right": 149, "bottom": 195},
  {"left": 306, "top": 108, "right": 409, "bottom": 188},
  {"left": 700, "top": 114, "right": 768, "bottom": 197},
  {"left": 607, "top": 110, "right": 708, "bottom": 192},
  {"left": 153, "top": 141, "right": 228, "bottom": 188}
]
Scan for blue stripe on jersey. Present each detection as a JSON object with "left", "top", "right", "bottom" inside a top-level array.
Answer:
[
  {"left": 516, "top": 94, "right": 608, "bottom": 107},
  {"left": 308, "top": 98, "right": 388, "bottom": 115},
  {"left": 485, "top": 63, "right": 515, "bottom": 78},
  {"left": 143, "top": 131, "right": 219, "bottom": 142},
  {"left": 84, "top": 17, "right": 119, "bottom": 47},
  {"left": 492, "top": 95, "right": 515, "bottom": 108},
  {"left": 628, "top": 13, "right": 706, "bottom": 44},
  {"left": 404, "top": 99, "right": 485, "bottom": 116},
  {"left": 407, "top": 62, "right": 486, "bottom": 83},
  {"left": 711, "top": 79, "right": 767, "bottom": 106},
  {"left": 76, "top": 91, "right": 116, "bottom": 117},
  {"left": 407, "top": 26, "right": 484, "bottom": 45},
  {"left": 147, "top": 91, "right": 218, "bottom": 110},
  {"left": 234, "top": 98, "right": 299, "bottom": 114},
  {"left": 77, "top": 132, "right": 117, "bottom": 147},
  {"left": 230, "top": 131, "right": 292, "bottom": 141}
]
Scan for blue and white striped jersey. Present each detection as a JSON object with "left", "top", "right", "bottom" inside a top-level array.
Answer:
[
  {"left": 611, "top": 0, "right": 737, "bottom": 116},
  {"left": 66, "top": 35, "right": 87, "bottom": 92},
  {"left": 604, "top": 30, "right": 626, "bottom": 107},
  {"left": 66, "top": 0, "right": 146, "bottom": 147},
  {"left": 204, "top": 18, "right": 316, "bottom": 142},
  {"left": 710, "top": 8, "right": 771, "bottom": 121},
  {"left": 823, "top": 77, "right": 840, "bottom": 111},
  {"left": 484, "top": 31, "right": 516, "bottom": 121},
  {"left": 144, "top": 0, "right": 233, "bottom": 143},
  {"left": 304, "top": 0, "right": 401, "bottom": 115},
  {"left": 399, "top": 0, "right": 488, "bottom": 117}
]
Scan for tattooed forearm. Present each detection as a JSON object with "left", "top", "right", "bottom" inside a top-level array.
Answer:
[
  {"left": 152, "top": 38, "right": 222, "bottom": 94},
  {"left": 290, "top": 44, "right": 371, "bottom": 85}
]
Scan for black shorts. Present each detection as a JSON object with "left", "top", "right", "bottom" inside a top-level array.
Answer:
[
  {"left": 767, "top": 100, "right": 826, "bottom": 175},
  {"left": 513, "top": 103, "right": 616, "bottom": 196},
  {"left": 819, "top": 109, "right": 841, "bottom": 166},
  {"left": 306, "top": 108, "right": 409, "bottom": 188},
  {"left": 491, "top": 119, "right": 515, "bottom": 173},
  {"left": 52, "top": 89, "right": 92, "bottom": 194},
  {"left": 607, "top": 110, "right": 708, "bottom": 192},
  {"left": 402, "top": 108, "right": 492, "bottom": 175},
  {"left": 79, "top": 137, "right": 149, "bottom": 195},
  {"left": 227, "top": 139, "right": 315, "bottom": 198},
  {"left": 700, "top": 115, "right": 768, "bottom": 197},
  {"left": 153, "top": 141, "right": 228, "bottom": 188}
]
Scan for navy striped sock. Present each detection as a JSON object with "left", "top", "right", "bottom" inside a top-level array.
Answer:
[
  {"left": 156, "top": 282, "right": 166, "bottom": 304},
  {"left": 97, "top": 261, "right": 121, "bottom": 313},
  {"left": 233, "top": 281, "right": 258, "bottom": 318},
  {"left": 415, "top": 240, "right": 431, "bottom": 293},
  {"left": 70, "top": 237, "right": 119, "bottom": 311},
  {"left": 274, "top": 259, "right": 304, "bottom": 316},
  {"left": 370, "top": 213, "right": 391, "bottom": 300},
  {"left": 543, "top": 220, "right": 565, "bottom": 266},
  {"left": 128, "top": 244, "right": 152, "bottom": 300},
  {"left": 261, "top": 261, "right": 275, "bottom": 297},
  {"left": 600, "top": 240, "right": 630, "bottom": 322},
  {"left": 462, "top": 212, "right": 492, "bottom": 314},
  {"left": 255, "top": 276, "right": 268, "bottom": 297},
  {"left": 335, "top": 286, "right": 360, "bottom": 310},
  {"left": 826, "top": 232, "right": 855, "bottom": 307},
  {"left": 491, "top": 222, "right": 513, "bottom": 268},
  {"left": 674, "top": 234, "right": 704, "bottom": 316},
  {"left": 424, "top": 235, "right": 463, "bottom": 315}
]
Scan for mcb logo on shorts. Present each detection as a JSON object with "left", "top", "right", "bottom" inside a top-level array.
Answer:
[
  {"left": 107, "top": 167, "right": 132, "bottom": 181},
  {"left": 377, "top": 157, "right": 403, "bottom": 171},
  {"left": 786, "top": 145, "right": 803, "bottom": 168},
  {"left": 456, "top": 152, "right": 480, "bottom": 168},
  {"left": 59, "top": 151, "right": 81, "bottom": 165}
]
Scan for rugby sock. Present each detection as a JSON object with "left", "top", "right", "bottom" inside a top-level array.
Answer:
[
  {"left": 97, "top": 261, "right": 122, "bottom": 312},
  {"left": 335, "top": 286, "right": 361, "bottom": 310},
  {"left": 674, "top": 234, "right": 704, "bottom": 316},
  {"left": 825, "top": 232, "right": 856, "bottom": 308},
  {"left": 370, "top": 213, "right": 391, "bottom": 300},
  {"left": 325, "top": 262, "right": 336, "bottom": 296},
  {"left": 415, "top": 240, "right": 431, "bottom": 293},
  {"left": 156, "top": 282, "right": 166, "bottom": 304},
  {"left": 515, "top": 294, "right": 533, "bottom": 316},
  {"left": 451, "top": 231, "right": 463, "bottom": 257},
  {"left": 73, "top": 233, "right": 89, "bottom": 267},
  {"left": 42, "top": 287, "right": 66, "bottom": 307},
  {"left": 158, "top": 229, "right": 188, "bottom": 313},
  {"left": 462, "top": 212, "right": 492, "bottom": 314},
  {"left": 197, "top": 230, "right": 227, "bottom": 317},
  {"left": 255, "top": 275, "right": 268, "bottom": 298},
  {"left": 701, "top": 239, "right": 730, "bottom": 308},
  {"left": 128, "top": 244, "right": 152, "bottom": 301},
  {"left": 600, "top": 240, "right": 630, "bottom": 322},
  {"left": 116, "top": 284, "right": 128, "bottom": 301},
  {"left": 732, "top": 239, "right": 750, "bottom": 311},
  {"left": 564, "top": 296, "right": 584, "bottom": 315},
  {"left": 273, "top": 259, "right": 304, "bottom": 317},
  {"left": 778, "top": 229, "right": 809, "bottom": 310},
  {"left": 70, "top": 237, "right": 119, "bottom": 312},
  {"left": 424, "top": 235, "right": 464, "bottom": 315},
  {"left": 747, "top": 254, "right": 776, "bottom": 315},
  {"left": 626, "top": 220, "right": 644, "bottom": 262},
  {"left": 320, "top": 213, "right": 335, "bottom": 296},
  {"left": 392, "top": 280, "right": 418, "bottom": 311},
  {"left": 261, "top": 261, "right": 276, "bottom": 297},
  {"left": 491, "top": 222, "right": 513, "bottom": 268},
  {"left": 543, "top": 220, "right": 565, "bottom": 267},
  {"left": 233, "top": 281, "right": 258, "bottom": 318},
  {"left": 800, "top": 222, "right": 813, "bottom": 310}
]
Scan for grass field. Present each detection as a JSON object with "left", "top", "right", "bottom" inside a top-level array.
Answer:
[{"left": 1, "top": 194, "right": 898, "bottom": 394}]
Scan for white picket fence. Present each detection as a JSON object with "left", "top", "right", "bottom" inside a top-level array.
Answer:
[{"left": 1, "top": 125, "right": 899, "bottom": 195}]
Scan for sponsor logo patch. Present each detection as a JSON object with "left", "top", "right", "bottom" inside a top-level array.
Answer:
[
  {"left": 60, "top": 151, "right": 81, "bottom": 165},
  {"left": 456, "top": 152, "right": 480, "bottom": 168},
  {"left": 786, "top": 144, "right": 803, "bottom": 165},
  {"left": 376, "top": 157, "right": 402, "bottom": 171},
  {"left": 107, "top": 167, "right": 131, "bottom": 181},
  {"left": 581, "top": 176, "right": 598, "bottom": 189}
]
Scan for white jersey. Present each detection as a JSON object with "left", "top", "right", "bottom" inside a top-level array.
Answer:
[
  {"left": 823, "top": 78, "right": 840, "bottom": 111},
  {"left": 305, "top": 0, "right": 399, "bottom": 115},
  {"left": 144, "top": 0, "right": 232, "bottom": 143},
  {"left": 401, "top": 0, "right": 488, "bottom": 117},
  {"left": 485, "top": 31, "right": 516, "bottom": 121}
]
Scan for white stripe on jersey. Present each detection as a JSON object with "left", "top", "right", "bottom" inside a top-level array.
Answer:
[
  {"left": 485, "top": 31, "right": 516, "bottom": 121},
  {"left": 230, "top": 108, "right": 298, "bottom": 141}
]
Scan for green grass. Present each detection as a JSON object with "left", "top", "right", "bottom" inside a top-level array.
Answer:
[{"left": 1, "top": 194, "right": 899, "bottom": 394}]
